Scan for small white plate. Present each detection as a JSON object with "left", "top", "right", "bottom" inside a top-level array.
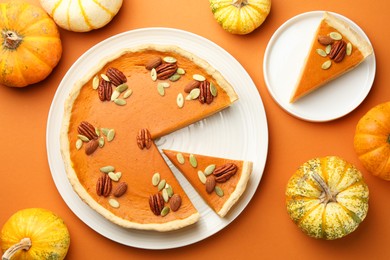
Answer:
[
  {"left": 46, "top": 28, "right": 268, "bottom": 249},
  {"left": 263, "top": 11, "right": 376, "bottom": 122}
]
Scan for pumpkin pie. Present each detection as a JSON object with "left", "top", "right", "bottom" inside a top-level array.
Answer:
[
  {"left": 290, "top": 12, "right": 373, "bottom": 103},
  {"left": 60, "top": 44, "right": 239, "bottom": 231},
  {"left": 163, "top": 149, "right": 253, "bottom": 217}
]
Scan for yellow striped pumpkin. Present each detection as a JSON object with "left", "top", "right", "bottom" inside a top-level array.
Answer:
[
  {"left": 286, "top": 156, "right": 369, "bottom": 240},
  {"left": 209, "top": 0, "right": 271, "bottom": 35},
  {"left": 40, "top": 0, "right": 123, "bottom": 32}
]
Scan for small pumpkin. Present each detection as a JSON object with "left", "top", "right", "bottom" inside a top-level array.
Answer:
[
  {"left": 0, "top": 1, "right": 62, "bottom": 87},
  {"left": 354, "top": 102, "right": 390, "bottom": 180},
  {"left": 1, "top": 208, "right": 70, "bottom": 260},
  {"left": 209, "top": 0, "right": 271, "bottom": 35},
  {"left": 40, "top": 0, "right": 123, "bottom": 32},
  {"left": 286, "top": 156, "right": 369, "bottom": 240}
]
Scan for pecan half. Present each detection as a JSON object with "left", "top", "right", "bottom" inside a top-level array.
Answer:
[
  {"left": 106, "top": 67, "right": 127, "bottom": 86},
  {"left": 199, "top": 81, "right": 213, "bottom": 104},
  {"left": 136, "top": 128, "right": 152, "bottom": 149},
  {"left": 97, "top": 79, "right": 112, "bottom": 101},
  {"left": 145, "top": 56, "right": 162, "bottom": 70},
  {"left": 213, "top": 163, "right": 238, "bottom": 183},
  {"left": 155, "top": 63, "right": 178, "bottom": 80},
  {"left": 169, "top": 194, "right": 182, "bottom": 212},
  {"left": 329, "top": 40, "right": 347, "bottom": 63},
  {"left": 149, "top": 193, "right": 164, "bottom": 215},
  {"left": 113, "top": 182, "right": 128, "bottom": 197},
  {"left": 96, "top": 174, "right": 112, "bottom": 197},
  {"left": 184, "top": 80, "right": 201, "bottom": 93},
  {"left": 78, "top": 121, "right": 98, "bottom": 140},
  {"left": 85, "top": 139, "right": 99, "bottom": 155},
  {"left": 318, "top": 35, "right": 334, "bottom": 45}
]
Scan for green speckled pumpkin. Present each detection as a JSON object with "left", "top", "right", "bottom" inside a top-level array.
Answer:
[
  {"left": 286, "top": 156, "right": 369, "bottom": 240},
  {"left": 1, "top": 208, "right": 70, "bottom": 260}
]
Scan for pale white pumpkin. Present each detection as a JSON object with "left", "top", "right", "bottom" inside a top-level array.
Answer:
[{"left": 40, "top": 0, "right": 123, "bottom": 32}]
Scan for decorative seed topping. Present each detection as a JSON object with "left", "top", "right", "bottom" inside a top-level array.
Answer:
[
  {"left": 215, "top": 186, "right": 224, "bottom": 197},
  {"left": 100, "top": 166, "right": 115, "bottom": 173},
  {"left": 77, "top": 134, "right": 89, "bottom": 142},
  {"left": 158, "top": 179, "right": 166, "bottom": 191},
  {"left": 116, "top": 83, "right": 128, "bottom": 93},
  {"left": 321, "top": 60, "right": 332, "bottom": 70},
  {"left": 101, "top": 73, "right": 110, "bottom": 82},
  {"left": 92, "top": 75, "right": 99, "bottom": 90},
  {"left": 204, "top": 164, "right": 216, "bottom": 176},
  {"left": 160, "top": 206, "right": 170, "bottom": 217},
  {"left": 162, "top": 189, "right": 169, "bottom": 202},
  {"left": 108, "top": 171, "right": 121, "bottom": 182},
  {"left": 210, "top": 82, "right": 218, "bottom": 97},
  {"left": 198, "top": 170, "right": 207, "bottom": 184},
  {"left": 329, "top": 32, "right": 342, "bottom": 41},
  {"left": 316, "top": 49, "right": 327, "bottom": 57},
  {"left": 109, "top": 199, "right": 120, "bottom": 208},
  {"left": 98, "top": 137, "right": 105, "bottom": 148},
  {"left": 325, "top": 44, "right": 332, "bottom": 54},
  {"left": 114, "top": 98, "right": 126, "bottom": 106},
  {"left": 152, "top": 172, "right": 161, "bottom": 186},
  {"left": 76, "top": 139, "right": 83, "bottom": 150},
  {"left": 151, "top": 68, "right": 157, "bottom": 81},
  {"left": 123, "top": 89, "right": 133, "bottom": 99},
  {"left": 189, "top": 154, "right": 197, "bottom": 168},
  {"left": 176, "top": 68, "right": 185, "bottom": 75},
  {"left": 176, "top": 153, "right": 185, "bottom": 164},
  {"left": 110, "top": 90, "right": 121, "bottom": 101},
  {"left": 169, "top": 74, "right": 181, "bottom": 82},
  {"left": 177, "top": 93, "right": 184, "bottom": 108},
  {"left": 346, "top": 42, "right": 352, "bottom": 56},
  {"left": 157, "top": 84, "right": 165, "bottom": 96},
  {"left": 107, "top": 129, "right": 115, "bottom": 142},
  {"left": 189, "top": 88, "right": 200, "bottom": 100},
  {"left": 163, "top": 56, "right": 177, "bottom": 63},
  {"left": 193, "top": 74, "right": 206, "bottom": 81}
]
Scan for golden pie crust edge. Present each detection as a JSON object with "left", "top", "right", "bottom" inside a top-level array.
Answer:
[
  {"left": 60, "top": 44, "right": 243, "bottom": 231},
  {"left": 217, "top": 161, "right": 253, "bottom": 217}
]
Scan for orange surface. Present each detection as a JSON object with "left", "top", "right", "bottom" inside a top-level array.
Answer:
[{"left": 1, "top": 0, "right": 390, "bottom": 259}]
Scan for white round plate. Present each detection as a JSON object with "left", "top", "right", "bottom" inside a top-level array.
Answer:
[
  {"left": 263, "top": 11, "right": 376, "bottom": 122},
  {"left": 46, "top": 28, "right": 268, "bottom": 249}
]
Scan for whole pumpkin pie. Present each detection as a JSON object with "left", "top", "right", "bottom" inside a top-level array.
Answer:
[
  {"left": 60, "top": 44, "right": 239, "bottom": 231},
  {"left": 163, "top": 149, "right": 253, "bottom": 217},
  {"left": 290, "top": 12, "right": 373, "bottom": 103}
]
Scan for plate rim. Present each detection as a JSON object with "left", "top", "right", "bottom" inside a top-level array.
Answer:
[
  {"left": 46, "top": 27, "right": 269, "bottom": 249},
  {"left": 263, "top": 10, "right": 376, "bottom": 122}
]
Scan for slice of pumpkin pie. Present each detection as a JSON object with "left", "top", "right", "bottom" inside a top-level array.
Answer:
[
  {"left": 290, "top": 12, "right": 373, "bottom": 103},
  {"left": 163, "top": 149, "right": 253, "bottom": 217}
]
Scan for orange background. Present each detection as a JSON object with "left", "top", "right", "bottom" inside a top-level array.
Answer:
[{"left": 1, "top": 0, "right": 390, "bottom": 259}]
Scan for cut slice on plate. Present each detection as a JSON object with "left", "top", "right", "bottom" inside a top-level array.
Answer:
[
  {"left": 163, "top": 149, "right": 253, "bottom": 217},
  {"left": 290, "top": 12, "right": 373, "bottom": 103}
]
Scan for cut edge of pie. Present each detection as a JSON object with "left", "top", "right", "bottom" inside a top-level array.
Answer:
[
  {"left": 60, "top": 44, "right": 240, "bottom": 231},
  {"left": 162, "top": 149, "right": 253, "bottom": 218},
  {"left": 289, "top": 12, "right": 373, "bottom": 103}
]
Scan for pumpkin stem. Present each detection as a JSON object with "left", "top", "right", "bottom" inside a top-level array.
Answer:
[
  {"left": 2, "top": 30, "right": 23, "bottom": 50},
  {"left": 311, "top": 172, "right": 337, "bottom": 204},
  {"left": 232, "top": 0, "right": 248, "bottom": 8},
  {"left": 2, "top": 237, "right": 32, "bottom": 260}
]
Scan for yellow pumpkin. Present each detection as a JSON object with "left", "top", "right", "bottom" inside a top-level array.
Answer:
[
  {"left": 0, "top": 1, "right": 62, "bottom": 88},
  {"left": 40, "top": 0, "right": 123, "bottom": 32},
  {"left": 286, "top": 156, "right": 369, "bottom": 240},
  {"left": 354, "top": 102, "right": 390, "bottom": 180},
  {"left": 209, "top": 0, "right": 271, "bottom": 35},
  {"left": 1, "top": 208, "right": 70, "bottom": 260}
]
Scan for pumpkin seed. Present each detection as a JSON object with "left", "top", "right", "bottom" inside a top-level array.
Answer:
[
  {"left": 92, "top": 75, "right": 99, "bottom": 90},
  {"left": 114, "top": 98, "right": 126, "bottom": 106},
  {"left": 101, "top": 128, "right": 110, "bottom": 136},
  {"left": 123, "top": 89, "right": 133, "bottom": 99},
  {"left": 169, "top": 74, "right": 181, "bottom": 82},
  {"left": 215, "top": 186, "right": 224, "bottom": 197},
  {"left": 116, "top": 83, "right": 128, "bottom": 93},
  {"left": 210, "top": 82, "right": 218, "bottom": 97},
  {"left": 95, "top": 127, "right": 100, "bottom": 137},
  {"left": 185, "top": 94, "right": 192, "bottom": 101},
  {"left": 107, "top": 129, "right": 115, "bottom": 142},
  {"left": 189, "top": 88, "right": 200, "bottom": 99},
  {"left": 325, "top": 44, "right": 332, "bottom": 54},
  {"left": 108, "top": 171, "right": 119, "bottom": 181},
  {"left": 162, "top": 188, "right": 169, "bottom": 202},
  {"left": 98, "top": 136, "right": 105, "bottom": 148},
  {"left": 111, "top": 90, "right": 121, "bottom": 101},
  {"left": 166, "top": 185, "right": 174, "bottom": 197},
  {"left": 101, "top": 73, "right": 110, "bottom": 82},
  {"left": 193, "top": 74, "right": 205, "bottom": 81},
  {"left": 100, "top": 166, "right": 115, "bottom": 173},
  {"left": 176, "top": 68, "right": 185, "bottom": 75},
  {"left": 204, "top": 164, "right": 216, "bottom": 176},
  {"left": 346, "top": 42, "right": 352, "bottom": 56},
  {"left": 157, "top": 84, "right": 165, "bottom": 96},
  {"left": 316, "top": 48, "right": 327, "bottom": 57},
  {"left": 158, "top": 179, "right": 166, "bottom": 191},
  {"left": 76, "top": 139, "right": 83, "bottom": 150},
  {"left": 176, "top": 153, "right": 185, "bottom": 164},
  {"left": 77, "top": 134, "right": 89, "bottom": 142},
  {"left": 163, "top": 56, "right": 177, "bottom": 63},
  {"left": 160, "top": 206, "right": 170, "bottom": 217},
  {"left": 198, "top": 170, "right": 207, "bottom": 184},
  {"left": 189, "top": 154, "right": 197, "bottom": 167},
  {"left": 177, "top": 93, "right": 184, "bottom": 108},
  {"left": 109, "top": 199, "right": 120, "bottom": 208},
  {"left": 329, "top": 32, "right": 342, "bottom": 40},
  {"left": 152, "top": 172, "right": 161, "bottom": 186},
  {"left": 158, "top": 82, "right": 170, "bottom": 88},
  {"left": 321, "top": 60, "right": 332, "bottom": 70},
  {"left": 151, "top": 68, "right": 157, "bottom": 81}
]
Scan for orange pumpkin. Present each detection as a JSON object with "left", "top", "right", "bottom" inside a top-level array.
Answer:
[
  {"left": 0, "top": 1, "right": 62, "bottom": 87},
  {"left": 354, "top": 102, "right": 390, "bottom": 180}
]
